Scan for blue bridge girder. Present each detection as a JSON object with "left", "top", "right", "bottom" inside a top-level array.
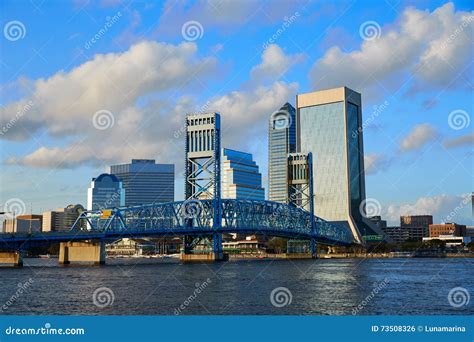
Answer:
[{"left": 0, "top": 199, "right": 355, "bottom": 250}]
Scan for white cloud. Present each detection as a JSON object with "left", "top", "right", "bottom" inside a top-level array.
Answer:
[
  {"left": 0, "top": 41, "right": 217, "bottom": 142},
  {"left": 2, "top": 41, "right": 298, "bottom": 170},
  {"left": 364, "top": 153, "right": 389, "bottom": 175},
  {"left": 443, "top": 132, "right": 474, "bottom": 148},
  {"left": 250, "top": 44, "right": 304, "bottom": 83},
  {"left": 309, "top": 3, "right": 473, "bottom": 100},
  {"left": 400, "top": 124, "right": 437, "bottom": 151},
  {"left": 384, "top": 193, "right": 472, "bottom": 226}
]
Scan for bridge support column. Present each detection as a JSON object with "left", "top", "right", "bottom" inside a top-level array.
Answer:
[
  {"left": 59, "top": 240, "right": 105, "bottom": 265},
  {"left": 310, "top": 239, "right": 317, "bottom": 259},
  {"left": 0, "top": 251, "right": 23, "bottom": 267}
]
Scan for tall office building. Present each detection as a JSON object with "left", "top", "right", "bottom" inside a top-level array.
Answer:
[
  {"left": 87, "top": 173, "right": 125, "bottom": 211},
  {"left": 221, "top": 148, "right": 265, "bottom": 200},
  {"left": 296, "top": 86, "right": 381, "bottom": 243},
  {"left": 268, "top": 102, "right": 296, "bottom": 203},
  {"left": 42, "top": 204, "right": 84, "bottom": 232},
  {"left": 110, "top": 159, "right": 174, "bottom": 206}
]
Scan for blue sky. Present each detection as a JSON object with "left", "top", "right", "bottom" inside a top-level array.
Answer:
[{"left": 0, "top": 0, "right": 472, "bottom": 225}]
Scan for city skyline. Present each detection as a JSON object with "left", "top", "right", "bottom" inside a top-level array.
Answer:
[{"left": 0, "top": 1, "right": 472, "bottom": 227}]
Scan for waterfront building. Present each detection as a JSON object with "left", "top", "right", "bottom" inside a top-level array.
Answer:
[
  {"left": 400, "top": 215, "right": 433, "bottom": 241},
  {"left": 429, "top": 223, "right": 466, "bottom": 238},
  {"left": 422, "top": 235, "right": 471, "bottom": 247},
  {"left": 268, "top": 102, "right": 296, "bottom": 203},
  {"left": 87, "top": 173, "right": 125, "bottom": 211},
  {"left": 380, "top": 226, "right": 406, "bottom": 243},
  {"left": 296, "top": 86, "right": 382, "bottom": 243},
  {"left": 110, "top": 159, "right": 174, "bottom": 206},
  {"left": 42, "top": 204, "right": 84, "bottom": 232},
  {"left": 221, "top": 148, "right": 265, "bottom": 200},
  {"left": 3, "top": 215, "right": 42, "bottom": 233}
]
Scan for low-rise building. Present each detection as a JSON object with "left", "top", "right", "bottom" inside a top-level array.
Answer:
[
  {"left": 3, "top": 215, "right": 42, "bottom": 233},
  {"left": 42, "top": 204, "right": 85, "bottom": 232},
  {"left": 429, "top": 223, "right": 466, "bottom": 238},
  {"left": 422, "top": 235, "right": 471, "bottom": 247}
]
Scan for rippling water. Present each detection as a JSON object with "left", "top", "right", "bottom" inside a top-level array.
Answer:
[{"left": 0, "top": 257, "right": 472, "bottom": 315}]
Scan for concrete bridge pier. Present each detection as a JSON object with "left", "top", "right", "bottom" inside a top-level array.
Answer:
[
  {"left": 180, "top": 233, "right": 228, "bottom": 262},
  {"left": 59, "top": 240, "right": 105, "bottom": 265},
  {"left": 0, "top": 251, "right": 23, "bottom": 267}
]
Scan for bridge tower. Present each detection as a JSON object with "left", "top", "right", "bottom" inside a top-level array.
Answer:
[
  {"left": 183, "top": 112, "right": 223, "bottom": 260},
  {"left": 287, "top": 152, "right": 316, "bottom": 257}
]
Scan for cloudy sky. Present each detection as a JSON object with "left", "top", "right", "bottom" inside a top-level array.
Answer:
[{"left": 0, "top": 0, "right": 472, "bottom": 226}]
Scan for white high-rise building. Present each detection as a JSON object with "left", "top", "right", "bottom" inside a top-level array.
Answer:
[{"left": 87, "top": 173, "right": 125, "bottom": 211}]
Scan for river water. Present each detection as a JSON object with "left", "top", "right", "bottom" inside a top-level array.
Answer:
[{"left": 0, "top": 257, "right": 472, "bottom": 315}]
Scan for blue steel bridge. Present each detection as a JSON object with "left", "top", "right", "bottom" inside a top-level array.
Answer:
[{"left": 0, "top": 199, "right": 354, "bottom": 251}]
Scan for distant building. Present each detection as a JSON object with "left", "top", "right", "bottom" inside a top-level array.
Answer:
[
  {"left": 429, "top": 223, "right": 466, "bottom": 238},
  {"left": 368, "top": 216, "right": 387, "bottom": 229},
  {"left": 422, "top": 235, "right": 471, "bottom": 247},
  {"left": 221, "top": 148, "right": 265, "bottom": 200},
  {"left": 400, "top": 215, "right": 433, "bottom": 241},
  {"left": 296, "top": 87, "right": 384, "bottom": 243},
  {"left": 87, "top": 173, "right": 125, "bottom": 211},
  {"left": 466, "top": 226, "right": 474, "bottom": 238},
  {"left": 268, "top": 102, "right": 296, "bottom": 203},
  {"left": 110, "top": 159, "right": 174, "bottom": 206},
  {"left": 381, "top": 226, "right": 406, "bottom": 243},
  {"left": 42, "top": 204, "right": 84, "bottom": 232},
  {"left": 3, "top": 215, "right": 42, "bottom": 233}
]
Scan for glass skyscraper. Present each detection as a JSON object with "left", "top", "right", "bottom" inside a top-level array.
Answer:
[
  {"left": 268, "top": 102, "right": 296, "bottom": 203},
  {"left": 296, "top": 87, "right": 379, "bottom": 243},
  {"left": 87, "top": 173, "right": 125, "bottom": 211},
  {"left": 221, "top": 148, "right": 265, "bottom": 200},
  {"left": 110, "top": 159, "right": 174, "bottom": 206}
]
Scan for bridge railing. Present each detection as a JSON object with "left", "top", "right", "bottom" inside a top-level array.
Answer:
[{"left": 72, "top": 199, "right": 354, "bottom": 245}]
